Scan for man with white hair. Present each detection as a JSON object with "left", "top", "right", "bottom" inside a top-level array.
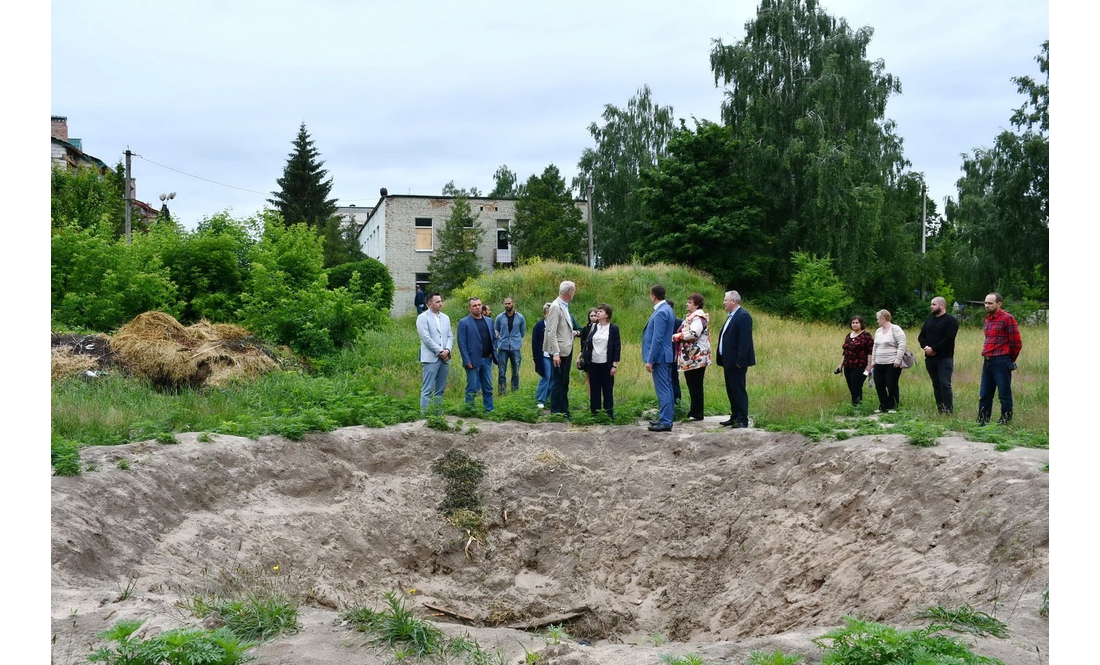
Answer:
[
  {"left": 715, "top": 290, "right": 755, "bottom": 428},
  {"left": 544, "top": 280, "right": 578, "bottom": 417},
  {"left": 917, "top": 296, "right": 959, "bottom": 414}
]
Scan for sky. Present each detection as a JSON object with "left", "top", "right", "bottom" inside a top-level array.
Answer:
[{"left": 49, "top": 0, "right": 1050, "bottom": 229}]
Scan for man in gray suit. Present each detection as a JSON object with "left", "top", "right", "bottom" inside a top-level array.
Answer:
[
  {"left": 416, "top": 292, "right": 453, "bottom": 414},
  {"left": 544, "top": 280, "right": 578, "bottom": 417}
]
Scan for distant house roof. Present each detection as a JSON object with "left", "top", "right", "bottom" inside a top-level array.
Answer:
[{"left": 52, "top": 136, "right": 109, "bottom": 172}]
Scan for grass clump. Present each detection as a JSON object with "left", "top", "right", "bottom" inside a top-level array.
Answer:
[
  {"left": 659, "top": 654, "right": 713, "bottom": 665},
  {"left": 914, "top": 604, "right": 1009, "bottom": 638},
  {"left": 432, "top": 449, "right": 489, "bottom": 547},
  {"left": 812, "top": 615, "right": 1004, "bottom": 664},
  {"left": 745, "top": 650, "right": 805, "bottom": 664},
  {"left": 87, "top": 619, "right": 256, "bottom": 664},
  {"left": 893, "top": 419, "right": 945, "bottom": 447},
  {"left": 1039, "top": 587, "right": 1048, "bottom": 617},
  {"left": 340, "top": 591, "right": 504, "bottom": 664},
  {"left": 177, "top": 562, "right": 306, "bottom": 643}
]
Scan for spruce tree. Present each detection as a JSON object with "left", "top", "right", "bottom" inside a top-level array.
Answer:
[{"left": 268, "top": 123, "right": 338, "bottom": 231}]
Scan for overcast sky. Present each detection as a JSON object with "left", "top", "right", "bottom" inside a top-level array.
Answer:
[{"left": 50, "top": 0, "right": 1048, "bottom": 229}]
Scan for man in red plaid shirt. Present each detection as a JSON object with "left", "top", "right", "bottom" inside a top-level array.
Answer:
[{"left": 978, "top": 292, "right": 1023, "bottom": 425}]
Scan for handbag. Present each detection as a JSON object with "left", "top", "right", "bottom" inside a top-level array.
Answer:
[{"left": 900, "top": 349, "right": 917, "bottom": 369}]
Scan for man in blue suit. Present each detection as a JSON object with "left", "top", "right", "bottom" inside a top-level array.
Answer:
[
  {"left": 457, "top": 297, "right": 497, "bottom": 412},
  {"left": 642, "top": 284, "right": 676, "bottom": 431},
  {"left": 715, "top": 290, "right": 756, "bottom": 428}
]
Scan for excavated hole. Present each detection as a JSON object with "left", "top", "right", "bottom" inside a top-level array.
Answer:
[{"left": 52, "top": 421, "right": 1048, "bottom": 652}]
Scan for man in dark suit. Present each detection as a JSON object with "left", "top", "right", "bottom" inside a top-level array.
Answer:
[
  {"left": 642, "top": 284, "right": 676, "bottom": 431},
  {"left": 715, "top": 290, "right": 755, "bottom": 428},
  {"left": 457, "top": 297, "right": 498, "bottom": 412}
]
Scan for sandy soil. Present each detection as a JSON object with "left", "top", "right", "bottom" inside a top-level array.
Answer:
[{"left": 51, "top": 418, "right": 1048, "bottom": 664}]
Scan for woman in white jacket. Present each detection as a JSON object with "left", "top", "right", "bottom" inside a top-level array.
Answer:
[{"left": 870, "top": 309, "right": 906, "bottom": 413}]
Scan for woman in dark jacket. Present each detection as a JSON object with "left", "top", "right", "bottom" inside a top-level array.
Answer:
[{"left": 582, "top": 303, "right": 621, "bottom": 420}]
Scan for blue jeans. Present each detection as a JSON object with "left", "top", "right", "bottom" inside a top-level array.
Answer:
[
  {"left": 498, "top": 348, "right": 521, "bottom": 392},
  {"left": 464, "top": 358, "right": 495, "bottom": 411},
  {"left": 420, "top": 358, "right": 450, "bottom": 413},
  {"left": 536, "top": 355, "right": 553, "bottom": 405},
  {"left": 979, "top": 355, "right": 1013, "bottom": 422}
]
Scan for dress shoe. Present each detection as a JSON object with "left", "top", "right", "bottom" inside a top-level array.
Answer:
[
  {"left": 649, "top": 420, "right": 661, "bottom": 426},
  {"left": 687, "top": 415, "right": 704, "bottom": 421},
  {"left": 719, "top": 418, "right": 735, "bottom": 426},
  {"left": 648, "top": 424, "right": 673, "bottom": 432},
  {"left": 731, "top": 422, "right": 748, "bottom": 429}
]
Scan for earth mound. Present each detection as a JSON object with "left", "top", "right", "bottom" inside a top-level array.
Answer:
[{"left": 51, "top": 420, "right": 1049, "bottom": 664}]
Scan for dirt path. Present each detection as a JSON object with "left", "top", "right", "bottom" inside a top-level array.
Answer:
[{"left": 52, "top": 419, "right": 1048, "bottom": 664}]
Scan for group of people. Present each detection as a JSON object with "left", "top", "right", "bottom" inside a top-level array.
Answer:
[
  {"left": 836, "top": 292, "right": 1023, "bottom": 425},
  {"left": 415, "top": 280, "right": 757, "bottom": 430},
  {"left": 417, "top": 282, "right": 1023, "bottom": 429}
]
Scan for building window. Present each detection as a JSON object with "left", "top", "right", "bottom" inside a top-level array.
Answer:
[
  {"left": 415, "top": 218, "right": 433, "bottom": 251},
  {"left": 416, "top": 272, "right": 430, "bottom": 293}
]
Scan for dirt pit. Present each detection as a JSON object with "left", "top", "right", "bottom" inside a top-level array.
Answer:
[{"left": 51, "top": 419, "right": 1049, "bottom": 664}]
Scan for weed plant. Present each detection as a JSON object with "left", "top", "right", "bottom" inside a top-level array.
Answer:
[
  {"left": 659, "top": 654, "right": 713, "bottom": 665},
  {"left": 51, "top": 433, "right": 82, "bottom": 476},
  {"left": 812, "top": 615, "right": 1004, "bottom": 664},
  {"left": 541, "top": 624, "right": 569, "bottom": 645},
  {"left": 177, "top": 561, "right": 307, "bottom": 643},
  {"left": 915, "top": 604, "right": 1009, "bottom": 638},
  {"left": 745, "top": 650, "right": 805, "bottom": 665},
  {"left": 1039, "top": 587, "right": 1048, "bottom": 617},
  {"left": 52, "top": 262, "right": 1048, "bottom": 447},
  {"left": 87, "top": 619, "right": 256, "bottom": 664}
]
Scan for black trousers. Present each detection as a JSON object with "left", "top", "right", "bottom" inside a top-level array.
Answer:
[
  {"left": 550, "top": 354, "right": 572, "bottom": 416},
  {"left": 723, "top": 364, "right": 749, "bottom": 426},
  {"left": 684, "top": 366, "right": 706, "bottom": 418},
  {"left": 587, "top": 361, "right": 615, "bottom": 418},
  {"left": 873, "top": 363, "right": 901, "bottom": 411},
  {"left": 843, "top": 367, "right": 867, "bottom": 406},
  {"left": 925, "top": 356, "right": 954, "bottom": 414}
]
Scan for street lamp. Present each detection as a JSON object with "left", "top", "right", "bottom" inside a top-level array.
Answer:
[{"left": 159, "top": 192, "right": 176, "bottom": 222}]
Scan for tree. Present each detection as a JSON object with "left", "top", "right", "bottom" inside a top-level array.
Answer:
[
  {"left": 511, "top": 165, "right": 586, "bottom": 264},
  {"left": 636, "top": 121, "right": 770, "bottom": 292},
  {"left": 268, "top": 123, "right": 338, "bottom": 231},
  {"left": 321, "top": 215, "right": 366, "bottom": 268},
  {"left": 943, "top": 41, "right": 1048, "bottom": 300},
  {"left": 442, "top": 181, "right": 482, "bottom": 197},
  {"left": 709, "top": 0, "right": 913, "bottom": 301},
  {"left": 576, "top": 85, "right": 676, "bottom": 267},
  {"left": 51, "top": 162, "right": 132, "bottom": 237},
  {"left": 427, "top": 195, "right": 485, "bottom": 295},
  {"left": 789, "top": 251, "right": 854, "bottom": 322},
  {"left": 488, "top": 165, "right": 522, "bottom": 198}
]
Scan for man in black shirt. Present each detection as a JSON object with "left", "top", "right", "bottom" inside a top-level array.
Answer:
[{"left": 917, "top": 296, "right": 959, "bottom": 414}]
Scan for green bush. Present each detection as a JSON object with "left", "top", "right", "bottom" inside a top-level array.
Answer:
[
  {"left": 812, "top": 616, "right": 1004, "bottom": 664},
  {"left": 52, "top": 225, "right": 181, "bottom": 331},
  {"left": 326, "top": 257, "right": 394, "bottom": 311},
  {"left": 51, "top": 433, "right": 82, "bottom": 476},
  {"left": 789, "top": 252, "right": 853, "bottom": 323},
  {"left": 158, "top": 214, "right": 257, "bottom": 323}
]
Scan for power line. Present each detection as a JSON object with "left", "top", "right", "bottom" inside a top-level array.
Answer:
[
  {"left": 135, "top": 154, "right": 270, "bottom": 195},
  {"left": 134, "top": 153, "right": 382, "bottom": 203}
]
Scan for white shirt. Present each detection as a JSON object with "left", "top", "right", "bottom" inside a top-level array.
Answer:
[{"left": 591, "top": 323, "right": 610, "bottom": 363}]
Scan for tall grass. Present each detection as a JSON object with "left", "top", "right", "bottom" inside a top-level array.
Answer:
[{"left": 52, "top": 262, "right": 1048, "bottom": 448}]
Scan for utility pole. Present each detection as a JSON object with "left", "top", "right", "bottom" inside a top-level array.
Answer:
[
  {"left": 920, "top": 182, "right": 927, "bottom": 300},
  {"left": 586, "top": 179, "right": 595, "bottom": 268},
  {"left": 124, "top": 148, "right": 133, "bottom": 244}
]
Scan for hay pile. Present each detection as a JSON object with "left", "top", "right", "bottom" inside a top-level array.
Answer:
[
  {"left": 51, "top": 333, "right": 119, "bottom": 382},
  {"left": 107, "top": 312, "right": 278, "bottom": 390}
]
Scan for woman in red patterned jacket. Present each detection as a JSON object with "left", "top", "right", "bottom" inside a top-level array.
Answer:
[{"left": 837, "top": 314, "right": 874, "bottom": 407}]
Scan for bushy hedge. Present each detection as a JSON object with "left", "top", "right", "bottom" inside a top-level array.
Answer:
[{"left": 326, "top": 258, "right": 394, "bottom": 312}]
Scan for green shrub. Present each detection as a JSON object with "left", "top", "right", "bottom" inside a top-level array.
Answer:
[
  {"left": 159, "top": 215, "right": 255, "bottom": 323},
  {"left": 51, "top": 433, "right": 82, "bottom": 476},
  {"left": 812, "top": 616, "right": 1004, "bottom": 664},
  {"left": 87, "top": 619, "right": 256, "bottom": 664},
  {"left": 789, "top": 252, "right": 853, "bottom": 323},
  {"left": 746, "top": 650, "right": 804, "bottom": 664},
  {"left": 326, "top": 258, "right": 394, "bottom": 312}
]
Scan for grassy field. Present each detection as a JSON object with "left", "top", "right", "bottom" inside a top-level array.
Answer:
[{"left": 51, "top": 262, "right": 1048, "bottom": 452}]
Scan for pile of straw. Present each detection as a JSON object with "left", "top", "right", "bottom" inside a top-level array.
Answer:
[{"left": 109, "top": 311, "right": 277, "bottom": 390}]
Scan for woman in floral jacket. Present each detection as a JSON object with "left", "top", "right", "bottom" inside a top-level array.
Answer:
[
  {"left": 672, "top": 293, "right": 711, "bottom": 421},
  {"left": 837, "top": 314, "right": 875, "bottom": 406}
]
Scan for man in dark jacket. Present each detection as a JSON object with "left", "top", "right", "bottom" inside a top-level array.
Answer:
[
  {"left": 715, "top": 290, "right": 755, "bottom": 428},
  {"left": 917, "top": 296, "right": 959, "bottom": 414},
  {"left": 457, "top": 297, "right": 497, "bottom": 412}
]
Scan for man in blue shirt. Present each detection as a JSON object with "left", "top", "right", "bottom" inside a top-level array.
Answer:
[{"left": 494, "top": 296, "right": 527, "bottom": 396}]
